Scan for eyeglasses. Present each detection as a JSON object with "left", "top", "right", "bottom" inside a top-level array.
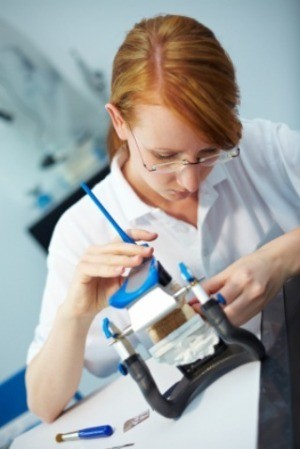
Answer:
[{"left": 130, "top": 128, "right": 240, "bottom": 174}]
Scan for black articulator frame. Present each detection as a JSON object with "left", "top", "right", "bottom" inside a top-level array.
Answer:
[{"left": 123, "top": 298, "right": 266, "bottom": 419}]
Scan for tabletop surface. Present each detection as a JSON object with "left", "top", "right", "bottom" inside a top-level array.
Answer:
[
  {"left": 11, "top": 277, "right": 300, "bottom": 449},
  {"left": 11, "top": 357, "right": 260, "bottom": 449}
]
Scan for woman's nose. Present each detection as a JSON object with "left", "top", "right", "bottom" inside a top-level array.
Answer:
[{"left": 176, "top": 164, "right": 201, "bottom": 192}]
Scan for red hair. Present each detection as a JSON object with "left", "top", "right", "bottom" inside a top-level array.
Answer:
[{"left": 107, "top": 14, "right": 241, "bottom": 159}]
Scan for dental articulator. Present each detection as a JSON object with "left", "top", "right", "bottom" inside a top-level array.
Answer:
[{"left": 81, "top": 183, "right": 266, "bottom": 419}]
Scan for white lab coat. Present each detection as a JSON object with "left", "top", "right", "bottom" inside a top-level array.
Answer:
[{"left": 27, "top": 118, "right": 300, "bottom": 377}]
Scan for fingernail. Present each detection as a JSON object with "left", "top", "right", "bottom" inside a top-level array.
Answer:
[
  {"left": 142, "top": 245, "right": 153, "bottom": 253},
  {"left": 216, "top": 293, "right": 227, "bottom": 305}
]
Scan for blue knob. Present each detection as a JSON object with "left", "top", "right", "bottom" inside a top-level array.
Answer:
[{"left": 118, "top": 363, "right": 128, "bottom": 376}]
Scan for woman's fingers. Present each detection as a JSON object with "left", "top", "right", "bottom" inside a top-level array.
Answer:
[
  {"left": 201, "top": 273, "right": 226, "bottom": 297},
  {"left": 69, "top": 229, "right": 158, "bottom": 313},
  {"left": 202, "top": 263, "right": 263, "bottom": 306},
  {"left": 82, "top": 251, "right": 145, "bottom": 267},
  {"left": 87, "top": 240, "right": 154, "bottom": 258},
  {"left": 201, "top": 251, "right": 281, "bottom": 325},
  {"left": 76, "top": 260, "right": 125, "bottom": 283},
  {"left": 126, "top": 228, "right": 158, "bottom": 242},
  {"left": 76, "top": 229, "right": 157, "bottom": 284},
  {"left": 220, "top": 291, "right": 262, "bottom": 326},
  {"left": 78, "top": 254, "right": 145, "bottom": 281},
  {"left": 216, "top": 280, "right": 244, "bottom": 306}
]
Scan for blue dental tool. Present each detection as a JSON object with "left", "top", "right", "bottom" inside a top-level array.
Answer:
[
  {"left": 80, "top": 182, "right": 169, "bottom": 309},
  {"left": 55, "top": 424, "right": 113, "bottom": 442},
  {"left": 80, "top": 182, "right": 136, "bottom": 244}
]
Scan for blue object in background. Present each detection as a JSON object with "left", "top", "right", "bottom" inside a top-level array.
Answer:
[
  {"left": 0, "top": 368, "right": 29, "bottom": 428},
  {"left": 0, "top": 368, "right": 84, "bottom": 447},
  {"left": 36, "top": 192, "right": 53, "bottom": 209},
  {"left": 0, "top": 367, "right": 40, "bottom": 448}
]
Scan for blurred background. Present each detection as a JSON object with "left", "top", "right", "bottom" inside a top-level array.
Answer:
[{"left": 0, "top": 0, "right": 299, "bottom": 396}]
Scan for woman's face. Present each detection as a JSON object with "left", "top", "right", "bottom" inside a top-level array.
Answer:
[{"left": 124, "top": 104, "right": 215, "bottom": 206}]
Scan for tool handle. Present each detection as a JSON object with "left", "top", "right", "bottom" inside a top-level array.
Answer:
[
  {"left": 81, "top": 182, "right": 135, "bottom": 244},
  {"left": 78, "top": 425, "right": 113, "bottom": 439}
]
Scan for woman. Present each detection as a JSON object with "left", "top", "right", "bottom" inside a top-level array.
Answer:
[{"left": 26, "top": 14, "right": 300, "bottom": 422}]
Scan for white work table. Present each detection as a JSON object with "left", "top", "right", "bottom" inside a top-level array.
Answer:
[
  {"left": 11, "top": 280, "right": 299, "bottom": 449},
  {"left": 11, "top": 357, "right": 260, "bottom": 449}
]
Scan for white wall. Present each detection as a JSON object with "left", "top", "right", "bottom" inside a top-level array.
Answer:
[
  {"left": 1, "top": 0, "right": 299, "bottom": 127},
  {"left": 0, "top": 0, "right": 299, "bottom": 393}
]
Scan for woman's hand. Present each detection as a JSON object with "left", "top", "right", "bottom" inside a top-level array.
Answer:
[
  {"left": 200, "top": 229, "right": 300, "bottom": 326},
  {"left": 63, "top": 229, "right": 157, "bottom": 319},
  {"left": 201, "top": 250, "right": 283, "bottom": 326}
]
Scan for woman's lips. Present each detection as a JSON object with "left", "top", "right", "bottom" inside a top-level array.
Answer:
[{"left": 168, "top": 189, "right": 190, "bottom": 199}]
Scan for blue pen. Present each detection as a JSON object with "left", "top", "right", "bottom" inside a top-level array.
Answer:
[
  {"left": 55, "top": 424, "right": 114, "bottom": 442},
  {"left": 81, "top": 182, "right": 136, "bottom": 244}
]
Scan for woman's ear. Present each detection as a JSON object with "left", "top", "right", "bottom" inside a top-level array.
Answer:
[{"left": 105, "top": 103, "right": 128, "bottom": 140}]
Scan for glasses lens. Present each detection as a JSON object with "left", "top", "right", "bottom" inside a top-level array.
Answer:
[
  {"left": 200, "top": 155, "right": 221, "bottom": 166},
  {"left": 201, "top": 148, "right": 239, "bottom": 166},
  {"left": 153, "top": 161, "right": 183, "bottom": 173}
]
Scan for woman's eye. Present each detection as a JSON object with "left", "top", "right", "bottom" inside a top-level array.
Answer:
[
  {"left": 198, "top": 149, "right": 219, "bottom": 159},
  {"left": 153, "top": 152, "right": 177, "bottom": 161}
]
